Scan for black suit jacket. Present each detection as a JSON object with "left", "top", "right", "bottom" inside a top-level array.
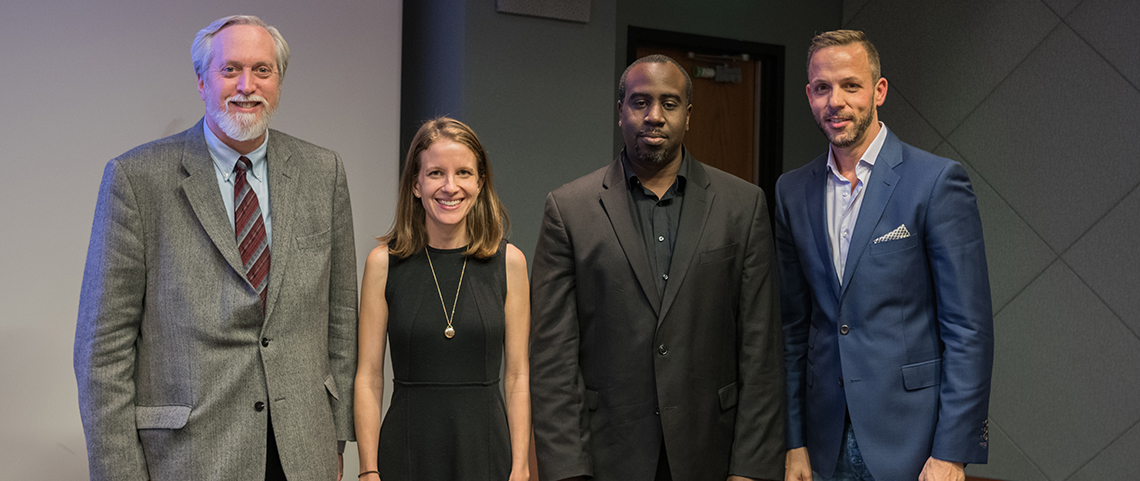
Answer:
[{"left": 529, "top": 150, "right": 784, "bottom": 481}]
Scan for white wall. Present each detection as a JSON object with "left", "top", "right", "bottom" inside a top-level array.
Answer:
[{"left": 0, "top": 0, "right": 401, "bottom": 477}]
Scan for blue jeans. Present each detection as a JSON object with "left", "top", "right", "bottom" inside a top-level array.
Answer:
[{"left": 814, "top": 420, "right": 875, "bottom": 481}]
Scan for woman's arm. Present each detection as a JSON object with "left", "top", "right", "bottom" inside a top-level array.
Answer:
[
  {"left": 354, "top": 245, "right": 391, "bottom": 480},
  {"left": 503, "top": 243, "right": 532, "bottom": 481}
]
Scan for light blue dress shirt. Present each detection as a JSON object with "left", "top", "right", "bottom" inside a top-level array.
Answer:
[
  {"left": 825, "top": 122, "right": 889, "bottom": 283},
  {"left": 203, "top": 123, "right": 272, "bottom": 246}
]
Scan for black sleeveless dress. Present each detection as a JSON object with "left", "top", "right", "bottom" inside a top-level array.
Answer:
[{"left": 377, "top": 243, "right": 510, "bottom": 480}]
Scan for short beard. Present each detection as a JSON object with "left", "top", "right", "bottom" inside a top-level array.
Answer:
[
  {"left": 212, "top": 94, "right": 277, "bottom": 142},
  {"left": 631, "top": 130, "right": 670, "bottom": 164},
  {"left": 818, "top": 96, "right": 877, "bottom": 149},
  {"left": 632, "top": 145, "right": 668, "bottom": 164},
  {"left": 826, "top": 107, "right": 874, "bottom": 149}
]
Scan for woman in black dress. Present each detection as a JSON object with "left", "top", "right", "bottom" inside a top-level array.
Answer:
[{"left": 355, "top": 117, "right": 530, "bottom": 481}]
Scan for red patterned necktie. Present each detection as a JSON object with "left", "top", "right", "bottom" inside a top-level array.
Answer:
[{"left": 234, "top": 156, "right": 270, "bottom": 310}]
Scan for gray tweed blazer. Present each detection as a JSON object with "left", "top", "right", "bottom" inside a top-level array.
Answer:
[{"left": 75, "top": 118, "right": 358, "bottom": 480}]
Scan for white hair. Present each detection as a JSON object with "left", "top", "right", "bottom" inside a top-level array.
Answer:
[{"left": 191, "top": 15, "right": 290, "bottom": 81}]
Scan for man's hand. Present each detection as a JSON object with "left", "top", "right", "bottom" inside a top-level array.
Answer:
[
  {"left": 784, "top": 447, "right": 812, "bottom": 481},
  {"left": 918, "top": 457, "right": 964, "bottom": 481},
  {"left": 337, "top": 453, "right": 344, "bottom": 481}
]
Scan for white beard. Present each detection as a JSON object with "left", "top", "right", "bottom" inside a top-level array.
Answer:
[{"left": 210, "top": 94, "right": 277, "bottom": 142}]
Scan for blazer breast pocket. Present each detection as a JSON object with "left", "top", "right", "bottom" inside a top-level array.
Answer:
[
  {"left": 698, "top": 243, "right": 737, "bottom": 265},
  {"left": 295, "top": 228, "right": 331, "bottom": 250},
  {"left": 869, "top": 234, "right": 918, "bottom": 256}
]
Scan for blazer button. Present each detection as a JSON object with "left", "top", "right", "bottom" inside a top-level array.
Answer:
[
  {"left": 261, "top": 337, "right": 270, "bottom": 347},
  {"left": 254, "top": 401, "right": 266, "bottom": 412},
  {"left": 840, "top": 325, "right": 850, "bottom": 335},
  {"left": 658, "top": 344, "right": 669, "bottom": 355},
  {"left": 838, "top": 377, "right": 844, "bottom": 387},
  {"left": 654, "top": 407, "right": 660, "bottom": 415}
]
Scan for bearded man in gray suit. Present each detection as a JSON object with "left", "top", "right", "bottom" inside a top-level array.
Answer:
[{"left": 74, "top": 15, "right": 357, "bottom": 481}]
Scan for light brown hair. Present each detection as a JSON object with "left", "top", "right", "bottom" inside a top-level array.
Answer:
[
  {"left": 383, "top": 117, "right": 508, "bottom": 259},
  {"left": 807, "top": 29, "right": 882, "bottom": 81}
]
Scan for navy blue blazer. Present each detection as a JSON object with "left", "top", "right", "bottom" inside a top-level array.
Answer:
[{"left": 774, "top": 130, "right": 994, "bottom": 480}]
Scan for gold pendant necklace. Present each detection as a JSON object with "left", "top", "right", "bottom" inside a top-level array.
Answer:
[{"left": 426, "top": 248, "right": 467, "bottom": 339}]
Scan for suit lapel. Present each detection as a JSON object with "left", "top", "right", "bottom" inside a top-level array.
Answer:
[
  {"left": 658, "top": 156, "right": 712, "bottom": 327},
  {"left": 805, "top": 156, "right": 841, "bottom": 301},
  {"left": 839, "top": 132, "right": 902, "bottom": 297},
  {"left": 263, "top": 131, "right": 295, "bottom": 320},
  {"left": 599, "top": 156, "right": 662, "bottom": 317},
  {"left": 181, "top": 120, "right": 248, "bottom": 279}
]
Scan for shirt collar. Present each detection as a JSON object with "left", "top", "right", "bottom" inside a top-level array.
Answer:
[
  {"left": 621, "top": 147, "right": 689, "bottom": 193},
  {"left": 203, "top": 121, "right": 270, "bottom": 182},
  {"left": 825, "top": 122, "right": 889, "bottom": 181}
]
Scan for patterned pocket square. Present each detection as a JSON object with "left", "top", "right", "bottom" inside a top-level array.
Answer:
[{"left": 873, "top": 224, "right": 911, "bottom": 244}]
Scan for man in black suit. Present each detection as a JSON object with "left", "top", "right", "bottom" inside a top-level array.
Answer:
[{"left": 529, "top": 54, "right": 784, "bottom": 481}]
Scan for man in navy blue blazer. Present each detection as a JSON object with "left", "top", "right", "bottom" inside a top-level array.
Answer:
[{"left": 776, "top": 30, "right": 994, "bottom": 481}]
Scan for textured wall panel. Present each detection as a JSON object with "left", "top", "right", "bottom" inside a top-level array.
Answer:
[
  {"left": 949, "top": 26, "right": 1140, "bottom": 253},
  {"left": 989, "top": 263, "right": 1140, "bottom": 479},
  {"left": 1067, "top": 0, "right": 1140, "bottom": 93},
  {"left": 847, "top": 0, "right": 1057, "bottom": 136},
  {"left": 1064, "top": 187, "right": 1140, "bottom": 338},
  {"left": 496, "top": 0, "right": 590, "bottom": 23},
  {"left": 937, "top": 147, "right": 1055, "bottom": 313}
]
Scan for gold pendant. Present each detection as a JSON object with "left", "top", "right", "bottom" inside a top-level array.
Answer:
[{"left": 444, "top": 326, "right": 455, "bottom": 338}]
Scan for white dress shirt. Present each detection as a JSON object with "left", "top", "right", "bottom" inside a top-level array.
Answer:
[{"left": 825, "top": 122, "right": 889, "bottom": 283}]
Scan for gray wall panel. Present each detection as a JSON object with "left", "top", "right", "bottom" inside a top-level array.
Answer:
[{"left": 463, "top": 0, "right": 618, "bottom": 262}]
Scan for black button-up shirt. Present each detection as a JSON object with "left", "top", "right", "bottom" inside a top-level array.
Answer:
[{"left": 621, "top": 150, "right": 689, "bottom": 301}]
